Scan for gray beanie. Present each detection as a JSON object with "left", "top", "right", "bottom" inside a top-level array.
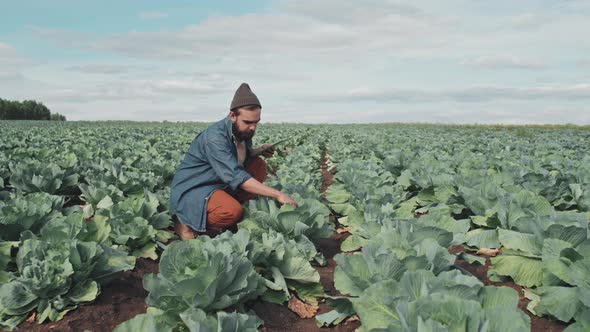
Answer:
[{"left": 230, "top": 83, "right": 261, "bottom": 110}]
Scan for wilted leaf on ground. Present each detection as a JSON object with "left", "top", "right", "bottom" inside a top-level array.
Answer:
[
  {"left": 288, "top": 295, "right": 319, "bottom": 318},
  {"left": 336, "top": 227, "right": 351, "bottom": 234},
  {"left": 477, "top": 248, "right": 500, "bottom": 256}
]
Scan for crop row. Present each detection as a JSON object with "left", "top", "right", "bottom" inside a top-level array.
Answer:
[
  {"left": 114, "top": 128, "right": 334, "bottom": 330},
  {"left": 318, "top": 126, "right": 589, "bottom": 331}
]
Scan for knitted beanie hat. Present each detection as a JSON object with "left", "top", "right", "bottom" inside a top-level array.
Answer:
[{"left": 230, "top": 83, "right": 262, "bottom": 110}]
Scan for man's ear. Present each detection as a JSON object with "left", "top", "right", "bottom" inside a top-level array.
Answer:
[{"left": 229, "top": 111, "right": 237, "bottom": 122}]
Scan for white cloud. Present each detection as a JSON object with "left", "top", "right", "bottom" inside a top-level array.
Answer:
[
  {"left": 0, "top": 42, "right": 16, "bottom": 58},
  {"left": 65, "top": 64, "right": 131, "bottom": 74},
  {"left": 26, "top": 26, "right": 89, "bottom": 48},
  {"left": 153, "top": 79, "right": 220, "bottom": 94},
  {"left": 306, "top": 84, "right": 590, "bottom": 103},
  {"left": 279, "top": 0, "right": 429, "bottom": 24},
  {"left": 5, "top": 1, "right": 590, "bottom": 124},
  {"left": 31, "top": 0, "right": 457, "bottom": 61},
  {"left": 463, "top": 55, "right": 545, "bottom": 69},
  {"left": 0, "top": 42, "right": 28, "bottom": 83},
  {"left": 138, "top": 11, "right": 169, "bottom": 20},
  {"left": 509, "top": 13, "right": 553, "bottom": 29},
  {"left": 563, "top": 0, "right": 590, "bottom": 11},
  {"left": 0, "top": 42, "right": 26, "bottom": 66},
  {"left": 41, "top": 78, "right": 224, "bottom": 103}
]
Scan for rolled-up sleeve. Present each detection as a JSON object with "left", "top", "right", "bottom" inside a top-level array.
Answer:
[{"left": 205, "top": 139, "right": 252, "bottom": 191}]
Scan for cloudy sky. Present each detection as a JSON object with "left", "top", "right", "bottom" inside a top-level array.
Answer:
[{"left": 1, "top": 0, "right": 590, "bottom": 124}]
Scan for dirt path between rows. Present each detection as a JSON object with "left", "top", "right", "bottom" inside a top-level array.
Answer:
[
  {"left": 254, "top": 230, "right": 360, "bottom": 332},
  {"left": 14, "top": 258, "right": 158, "bottom": 332},
  {"left": 12, "top": 150, "right": 565, "bottom": 332},
  {"left": 255, "top": 149, "right": 360, "bottom": 332},
  {"left": 449, "top": 245, "right": 569, "bottom": 332},
  {"left": 12, "top": 150, "right": 351, "bottom": 332},
  {"left": 312, "top": 149, "right": 568, "bottom": 332}
]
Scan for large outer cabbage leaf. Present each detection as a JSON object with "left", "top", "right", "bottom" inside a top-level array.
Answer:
[
  {"left": 93, "top": 190, "right": 174, "bottom": 259},
  {"left": 352, "top": 270, "right": 529, "bottom": 332},
  {"left": 0, "top": 192, "right": 64, "bottom": 241},
  {"left": 143, "top": 235, "right": 264, "bottom": 316},
  {"left": 0, "top": 235, "right": 134, "bottom": 330},
  {"left": 114, "top": 307, "right": 262, "bottom": 332},
  {"left": 8, "top": 160, "right": 78, "bottom": 194}
]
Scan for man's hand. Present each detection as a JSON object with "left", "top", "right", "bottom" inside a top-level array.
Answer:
[
  {"left": 241, "top": 179, "right": 296, "bottom": 207},
  {"left": 258, "top": 144, "right": 276, "bottom": 158},
  {"left": 277, "top": 192, "right": 297, "bottom": 207}
]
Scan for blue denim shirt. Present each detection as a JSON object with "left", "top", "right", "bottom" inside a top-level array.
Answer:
[{"left": 169, "top": 115, "right": 253, "bottom": 232}]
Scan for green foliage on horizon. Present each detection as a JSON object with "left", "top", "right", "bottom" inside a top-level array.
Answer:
[{"left": 0, "top": 98, "right": 65, "bottom": 121}]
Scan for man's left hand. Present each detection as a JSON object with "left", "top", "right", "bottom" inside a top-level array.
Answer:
[{"left": 258, "top": 144, "right": 275, "bottom": 158}]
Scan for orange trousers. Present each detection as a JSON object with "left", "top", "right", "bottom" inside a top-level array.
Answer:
[{"left": 206, "top": 156, "right": 267, "bottom": 231}]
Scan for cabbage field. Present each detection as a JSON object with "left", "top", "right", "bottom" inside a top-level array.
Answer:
[{"left": 1, "top": 121, "right": 589, "bottom": 332}]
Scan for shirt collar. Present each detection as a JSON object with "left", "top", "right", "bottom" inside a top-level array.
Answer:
[{"left": 224, "top": 115, "right": 236, "bottom": 143}]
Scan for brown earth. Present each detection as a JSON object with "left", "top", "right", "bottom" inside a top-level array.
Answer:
[
  {"left": 14, "top": 258, "right": 158, "bottom": 332},
  {"left": 11, "top": 231, "right": 359, "bottom": 332},
  {"left": 448, "top": 245, "right": 569, "bottom": 332},
  {"left": 12, "top": 150, "right": 567, "bottom": 332},
  {"left": 11, "top": 150, "right": 354, "bottom": 332},
  {"left": 254, "top": 151, "right": 359, "bottom": 332},
  {"left": 254, "top": 231, "right": 360, "bottom": 332},
  {"left": 316, "top": 150, "right": 570, "bottom": 332},
  {"left": 319, "top": 151, "right": 334, "bottom": 198}
]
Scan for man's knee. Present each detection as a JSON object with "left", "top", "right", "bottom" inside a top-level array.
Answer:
[
  {"left": 208, "top": 198, "right": 243, "bottom": 229},
  {"left": 223, "top": 200, "right": 244, "bottom": 222},
  {"left": 246, "top": 156, "right": 267, "bottom": 182}
]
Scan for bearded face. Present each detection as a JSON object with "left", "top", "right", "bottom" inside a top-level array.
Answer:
[{"left": 230, "top": 107, "right": 261, "bottom": 141}]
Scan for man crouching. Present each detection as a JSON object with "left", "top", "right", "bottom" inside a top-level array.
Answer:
[{"left": 169, "top": 83, "right": 296, "bottom": 240}]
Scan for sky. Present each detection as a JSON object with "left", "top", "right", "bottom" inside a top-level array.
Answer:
[{"left": 1, "top": 0, "right": 590, "bottom": 124}]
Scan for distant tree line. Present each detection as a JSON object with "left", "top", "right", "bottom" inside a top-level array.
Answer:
[{"left": 0, "top": 98, "right": 66, "bottom": 121}]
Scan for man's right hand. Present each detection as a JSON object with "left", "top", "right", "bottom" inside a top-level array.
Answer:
[{"left": 277, "top": 192, "right": 297, "bottom": 207}]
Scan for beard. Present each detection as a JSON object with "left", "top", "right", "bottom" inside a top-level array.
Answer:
[{"left": 232, "top": 125, "right": 255, "bottom": 141}]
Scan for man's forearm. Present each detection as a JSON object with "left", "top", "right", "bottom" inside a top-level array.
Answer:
[{"left": 239, "top": 178, "right": 280, "bottom": 198}]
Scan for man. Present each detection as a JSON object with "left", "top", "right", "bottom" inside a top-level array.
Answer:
[{"left": 169, "top": 83, "right": 296, "bottom": 240}]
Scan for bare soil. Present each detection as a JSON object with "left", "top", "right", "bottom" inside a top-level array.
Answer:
[
  {"left": 14, "top": 258, "right": 158, "bottom": 332},
  {"left": 254, "top": 231, "right": 360, "bottom": 332},
  {"left": 11, "top": 150, "right": 566, "bottom": 332},
  {"left": 319, "top": 151, "right": 334, "bottom": 198},
  {"left": 449, "top": 245, "right": 569, "bottom": 332},
  {"left": 11, "top": 150, "right": 356, "bottom": 332},
  {"left": 254, "top": 151, "right": 359, "bottom": 332}
]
